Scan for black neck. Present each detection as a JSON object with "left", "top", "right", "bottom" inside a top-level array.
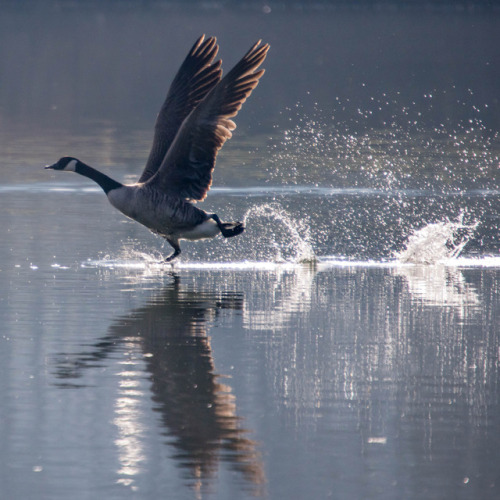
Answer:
[{"left": 75, "top": 162, "right": 123, "bottom": 194}]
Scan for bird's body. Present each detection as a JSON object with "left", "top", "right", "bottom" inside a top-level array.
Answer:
[
  {"left": 107, "top": 183, "right": 219, "bottom": 243},
  {"left": 46, "top": 36, "right": 269, "bottom": 261}
]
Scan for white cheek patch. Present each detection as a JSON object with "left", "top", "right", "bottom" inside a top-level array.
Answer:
[{"left": 65, "top": 159, "right": 78, "bottom": 171}]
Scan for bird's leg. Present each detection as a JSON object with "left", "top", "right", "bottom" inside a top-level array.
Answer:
[
  {"left": 209, "top": 214, "right": 244, "bottom": 238},
  {"left": 210, "top": 213, "right": 225, "bottom": 231},
  {"left": 164, "top": 238, "right": 181, "bottom": 262},
  {"left": 164, "top": 249, "right": 180, "bottom": 262}
]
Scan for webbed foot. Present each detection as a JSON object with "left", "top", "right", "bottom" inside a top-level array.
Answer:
[
  {"left": 210, "top": 214, "right": 245, "bottom": 238},
  {"left": 220, "top": 221, "right": 245, "bottom": 237},
  {"left": 164, "top": 249, "right": 180, "bottom": 262},
  {"left": 164, "top": 238, "right": 181, "bottom": 262}
]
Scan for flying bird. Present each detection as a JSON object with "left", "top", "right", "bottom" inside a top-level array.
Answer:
[{"left": 46, "top": 36, "right": 269, "bottom": 261}]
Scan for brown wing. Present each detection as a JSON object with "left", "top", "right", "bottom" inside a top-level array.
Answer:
[
  {"left": 146, "top": 40, "right": 270, "bottom": 201},
  {"left": 138, "top": 35, "right": 222, "bottom": 183}
]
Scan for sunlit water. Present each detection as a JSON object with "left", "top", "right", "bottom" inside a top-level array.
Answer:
[{"left": 2, "top": 3, "right": 500, "bottom": 500}]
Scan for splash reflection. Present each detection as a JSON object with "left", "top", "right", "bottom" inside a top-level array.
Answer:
[
  {"left": 53, "top": 277, "right": 265, "bottom": 494},
  {"left": 250, "top": 266, "right": 499, "bottom": 461},
  {"left": 243, "top": 265, "right": 317, "bottom": 331},
  {"left": 394, "top": 264, "right": 481, "bottom": 313}
]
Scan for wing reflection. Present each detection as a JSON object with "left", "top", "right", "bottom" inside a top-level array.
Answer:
[{"left": 53, "top": 276, "right": 265, "bottom": 494}]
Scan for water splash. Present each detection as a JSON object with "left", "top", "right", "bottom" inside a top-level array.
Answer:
[
  {"left": 81, "top": 211, "right": 318, "bottom": 270},
  {"left": 396, "top": 213, "right": 479, "bottom": 264},
  {"left": 82, "top": 245, "right": 173, "bottom": 272},
  {"left": 267, "top": 94, "right": 500, "bottom": 193},
  {"left": 243, "top": 203, "right": 317, "bottom": 264}
]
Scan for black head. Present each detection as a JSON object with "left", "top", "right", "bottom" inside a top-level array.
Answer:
[{"left": 45, "top": 157, "right": 80, "bottom": 171}]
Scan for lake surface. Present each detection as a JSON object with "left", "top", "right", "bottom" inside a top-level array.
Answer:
[{"left": 1, "top": 2, "right": 500, "bottom": 499}]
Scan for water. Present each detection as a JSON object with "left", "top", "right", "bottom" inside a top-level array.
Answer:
[
  {"left": 1, "top": 2, "right": 500, "bottom": 499},
  {"left": 396, "top": 213, "right": 479, "bottom": 264}
]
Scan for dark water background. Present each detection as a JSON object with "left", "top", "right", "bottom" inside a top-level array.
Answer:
[{"left": 1, "top": 2, "right": 500, "bottom": 499}]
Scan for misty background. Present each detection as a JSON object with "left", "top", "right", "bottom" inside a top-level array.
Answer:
[{"left": 0, "top": 1, "right": 498, "bottom": 135}]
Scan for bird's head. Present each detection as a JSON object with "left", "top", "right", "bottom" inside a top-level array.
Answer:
[{"left": 45, "top": 157, "right": 79, "bottom": 171}]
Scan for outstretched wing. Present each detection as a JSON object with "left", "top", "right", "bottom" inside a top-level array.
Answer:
[
  {"left": 138, "top": 35, "right": 222, "bottom": 183},
  {"left": 146, "top": 40, "right": 269, "bottom": 201}
]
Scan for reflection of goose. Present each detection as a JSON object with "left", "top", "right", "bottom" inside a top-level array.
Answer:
[
  {"left": 46, "top": 36, "right": 269, "bottom": 261},
  {"left": 54, "top": 278, "right": 265, "bottom": 492}
]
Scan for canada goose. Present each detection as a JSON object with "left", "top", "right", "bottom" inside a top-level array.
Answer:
[{"left": 46, "top": 36, "right": 269, "bottom": 261}]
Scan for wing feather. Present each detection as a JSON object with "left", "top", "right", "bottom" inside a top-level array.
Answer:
[
  {"left": 138, "top": 35, "right": 222, "bottom": 183},
  {"left": 148, "top": 41, "right": 270, "bottom": 201}
]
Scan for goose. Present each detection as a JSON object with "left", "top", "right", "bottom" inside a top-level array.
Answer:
[{"left": 46, "top": 36, "right": 269, "bottom": 261}]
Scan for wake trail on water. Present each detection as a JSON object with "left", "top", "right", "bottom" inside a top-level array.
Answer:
[
  {"left": 81, "top": 203, "right": 318, "bottom": 271},
  {"left": 81, "top": 206, "right": 499, "bottom": 272}
]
